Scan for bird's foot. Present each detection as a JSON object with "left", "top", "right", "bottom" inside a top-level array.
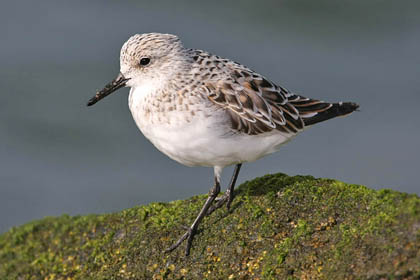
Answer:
[
  {"left": 207, "top": 190, "right": 234, "bottom": 215},
  {"left": 164, "top": 226, "right": 197, "bottom": 256}
]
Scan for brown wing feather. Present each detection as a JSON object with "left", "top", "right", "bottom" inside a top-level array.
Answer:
[
  {"left": 197, "top": 53, "right": 356, "bottom": 135},
  {"left": 205, "top": 68, "right": 308, "bottom": 135}
]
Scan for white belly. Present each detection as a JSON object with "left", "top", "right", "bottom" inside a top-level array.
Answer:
[{"left": 128, "top": 87, "right": 294, "bottom": 168}]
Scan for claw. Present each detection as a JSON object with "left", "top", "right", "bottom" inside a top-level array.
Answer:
[
  {"left": 164, "top": 226, "right": 198, "bottom": 256},
  {"left": 164, "top": 230, "right": 190, "bottom": 254}
]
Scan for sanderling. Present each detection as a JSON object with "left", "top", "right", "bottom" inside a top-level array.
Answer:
[{"left": 87, "top": 33, "right": 359, "bottom": 256}]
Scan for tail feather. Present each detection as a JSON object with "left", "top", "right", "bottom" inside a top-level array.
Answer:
[{"left": 301, "top": 102, "right": 359, "bottom": 126}]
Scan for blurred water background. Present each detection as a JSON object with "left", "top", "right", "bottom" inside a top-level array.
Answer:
[{"left": 1, "top": 0, "right": 419, "bottom": 233}]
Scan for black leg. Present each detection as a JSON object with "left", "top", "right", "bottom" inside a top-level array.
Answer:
[
  {"left": 165, "top": 177, "right": 221, "bottom": 256},
  {"left": 226, "top": 163, "right": 242, "bottom": 209},
  {"left": 208, "top": 163, "right": 242, "bottom": 215}
]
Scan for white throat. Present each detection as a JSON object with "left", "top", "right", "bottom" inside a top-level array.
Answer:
[{"left": 128, "top": 79, "right": 162, "bottom": 109}]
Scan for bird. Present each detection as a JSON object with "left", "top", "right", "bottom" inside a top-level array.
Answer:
[{"left": 87, "top": 33, "right": 359, "bottom": 256}]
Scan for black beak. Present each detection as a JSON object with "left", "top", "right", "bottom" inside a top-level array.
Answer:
[{"left": 87, "top": 73, "right": 129, "bottom": 106}]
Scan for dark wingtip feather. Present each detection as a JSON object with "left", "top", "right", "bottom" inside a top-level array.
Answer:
[
  {"left": 303, "top": 102, "right": 359, "bottom": 126},
  {"left": 339, "top": 102, "right": 360, "bottom": 115}
]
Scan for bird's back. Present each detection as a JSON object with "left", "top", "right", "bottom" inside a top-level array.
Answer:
[{"left": 186, "top": 49, "right": 359, "bottom": 136}]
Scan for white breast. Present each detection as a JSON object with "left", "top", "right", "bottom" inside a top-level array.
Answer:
[{"left": 128, "top": 86, "right": 294, "bottom": 168}]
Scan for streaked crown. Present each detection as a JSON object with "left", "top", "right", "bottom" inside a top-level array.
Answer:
[{"left": 119, "top": 33, "right": 188, "bottom": 87}]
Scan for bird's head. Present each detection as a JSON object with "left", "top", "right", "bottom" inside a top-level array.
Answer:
[{"left": 87, "top": 33, "right": 187, "bottom": 106}]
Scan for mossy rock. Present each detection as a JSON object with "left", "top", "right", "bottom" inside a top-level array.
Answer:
[{"left": 1, "top": 173, "right": 420, "bottom": 279}]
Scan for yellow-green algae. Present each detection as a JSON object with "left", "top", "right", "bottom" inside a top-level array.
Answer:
[{"left": 1, "top": 173, "right": 420, "bottom": 279}]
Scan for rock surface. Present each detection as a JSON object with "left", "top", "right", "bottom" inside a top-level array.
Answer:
[{"left": 1, "top": 173, "right": 420, "bottom": 279}]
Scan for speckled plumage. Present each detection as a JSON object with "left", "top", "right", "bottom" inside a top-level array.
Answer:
[
  {"left": 118, "top": 33, "right": 358, "bottom": 172},
  {"left": 88, "top": 33, "right": 359, "bottom": 255}
]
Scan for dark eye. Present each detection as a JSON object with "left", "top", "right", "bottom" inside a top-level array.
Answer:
[{"left": 139, "top": 57, "right": 150, "bottom": 66}]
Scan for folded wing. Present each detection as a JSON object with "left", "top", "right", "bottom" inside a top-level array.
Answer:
[{"left": 202, "top": 65, "right": 357, "bottom": 136}]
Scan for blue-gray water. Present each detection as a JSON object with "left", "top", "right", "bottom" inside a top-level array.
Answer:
[{"left": 1, "top": 0, "right": 419, "bottom": 233}]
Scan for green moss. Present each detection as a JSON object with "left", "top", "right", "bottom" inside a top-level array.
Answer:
[{"left": 1, "top": 173, "right": 419, "bottom": 279}]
